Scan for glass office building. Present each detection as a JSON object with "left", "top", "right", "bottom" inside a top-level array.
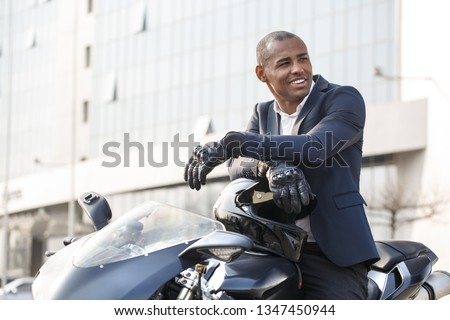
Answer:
[
  {"left": 90, "top": 0, "right": 398, "bottom": 155},
  {"left": 1, "top": 0, "right": 398, "bottom": 179},
  {"left": 3, "top": 0, "right": 443, "bottom": 277}
]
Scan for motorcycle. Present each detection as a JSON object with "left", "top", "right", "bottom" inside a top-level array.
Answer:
[{"left": 32, "top": 178, "right": 450, "bottom": 300}]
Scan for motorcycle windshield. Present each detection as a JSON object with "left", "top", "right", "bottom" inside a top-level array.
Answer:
[{"left": 73, "top": 201, "right": 224, "bottom": 268}]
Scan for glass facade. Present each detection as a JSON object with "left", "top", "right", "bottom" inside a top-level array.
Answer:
[
  {"left": 0, "top": 0, "right": 402, "bottom": 277},
  {"left": 0, "top": 0, "right": 71, "bottom": 180},
  {"left": 89, "top": 0, "right": 399, "bottom": 156},
  {"left": 1, "top": 0, "right": 399, "bottom": 181}
]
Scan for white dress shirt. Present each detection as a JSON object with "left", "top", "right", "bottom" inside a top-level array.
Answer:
[{"left": 273, "top": 81, "right": 316, "bottom": 242}]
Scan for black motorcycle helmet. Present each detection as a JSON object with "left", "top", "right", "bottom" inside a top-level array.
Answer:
[{"left": 213, "top": 178, "right": 309, "bottom": 262}]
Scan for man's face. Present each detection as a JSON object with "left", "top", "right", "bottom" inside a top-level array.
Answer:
[{"left": 256, "top": 37, "right": 313, "bottom": 112}]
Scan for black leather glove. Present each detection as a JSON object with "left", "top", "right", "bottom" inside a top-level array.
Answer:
[
  {"left": 266, "top": 161, "right": 315, "bottom": 214},
  {"left": 184, "top": 131, "right": 246, "bottom": 190}
]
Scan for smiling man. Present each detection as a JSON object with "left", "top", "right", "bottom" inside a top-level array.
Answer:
[{"left": 184, "top": 31, "right": 380, "bottom": 299}]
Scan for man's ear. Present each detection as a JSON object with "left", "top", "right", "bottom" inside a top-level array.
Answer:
[{"left": 255, "top": 65, "right": 266, "bottom": 82}]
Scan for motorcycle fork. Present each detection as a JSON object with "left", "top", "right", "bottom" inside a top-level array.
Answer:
[{"left": 175, "top": 262, "right": 208, "bottom": 300}]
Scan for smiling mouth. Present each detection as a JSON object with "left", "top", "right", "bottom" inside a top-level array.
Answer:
[{"left": 289, "top": 78, "right": 307, "bottom": 85}]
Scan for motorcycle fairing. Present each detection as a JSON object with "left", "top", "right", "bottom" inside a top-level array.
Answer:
[
  {"left": 34, "top": 200, "right": 226, "bottom": 300},
  {"left": 35, "top": 238, "right": 198, "bottom": 299},
  {"left": 210, "top": 251, "right": 302, "bottom": 300}
]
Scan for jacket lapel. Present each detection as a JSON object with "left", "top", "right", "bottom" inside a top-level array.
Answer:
[{"left": 266, "top": 101, "right": 280, "bottom": 135}]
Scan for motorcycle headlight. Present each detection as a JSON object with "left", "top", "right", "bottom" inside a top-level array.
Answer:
[{"left": 199, "top": 247, "right": 245, "bottom": 262}]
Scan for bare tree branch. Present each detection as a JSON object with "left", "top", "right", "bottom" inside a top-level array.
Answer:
[{"left": 367, "top": 183, "right": 450, "bottom": 239}]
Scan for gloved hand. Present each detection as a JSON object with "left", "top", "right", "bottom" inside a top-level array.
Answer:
[
  {"left": 266, "top": 161, "right": 315, "bottom": 214},
  {"left": 184, "top": 131, "right": 246, "bottom": 190}
]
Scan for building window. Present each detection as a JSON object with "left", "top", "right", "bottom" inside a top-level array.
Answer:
[
  {"left": 83, "top": 101, "right": 89, "bottom": 123},
  {"left": 85, "top": 45, "right": 91, "bottom": 68},
  {"left": 103, "top": 73, "right": 117, "bottom": 103},
  {"left": 28, "top": 0, "right": 38, "bottom": 8},
  {"left": 25, "top": 28, "right": 36, "bottom": 49},
  {"left": 87, "top": 0, "right": 93, "bottom": 13},
  {"left": 131, "top": 3, "right": 147, "bottom": 33},
  {"left": 362, "top": 154, "right": 394, "bottom": 167}
]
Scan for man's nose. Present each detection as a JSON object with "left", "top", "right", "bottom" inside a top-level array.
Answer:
[{"left": 291, "top": 61, "right": 304, "bottom": 74}]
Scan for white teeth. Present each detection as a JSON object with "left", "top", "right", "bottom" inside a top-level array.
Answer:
[{"left": 290, "top": 79, "right": 305, "bottom": 84}]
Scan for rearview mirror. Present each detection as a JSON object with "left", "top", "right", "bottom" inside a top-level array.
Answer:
[{"left": 77, "top": 192, "right": 112, "bottom": 231}]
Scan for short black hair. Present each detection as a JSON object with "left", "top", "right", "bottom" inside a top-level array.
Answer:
[{"left": 256, "top": 31, "right": 301, "bottom": 65}]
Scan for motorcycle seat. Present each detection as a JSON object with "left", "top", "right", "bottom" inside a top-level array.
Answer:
[{"left": 372, "top": 240, "right": 434, "bottom": 272}]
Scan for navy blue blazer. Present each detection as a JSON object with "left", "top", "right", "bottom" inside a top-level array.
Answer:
[{"left": 229, "top": 75, "right": 380, "bottom": 267}]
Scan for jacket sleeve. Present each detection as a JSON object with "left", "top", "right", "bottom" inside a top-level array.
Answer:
[
  {"left": 240, "top": 86, "right": 365, "bottom": 167},
  {"left": 228, "top": 104, "right": 261, "bottom": 180}
]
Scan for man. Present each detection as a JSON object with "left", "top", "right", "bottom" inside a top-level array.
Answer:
[{"left": 184, "top": 31, "right": 379, "bottom": 299}]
